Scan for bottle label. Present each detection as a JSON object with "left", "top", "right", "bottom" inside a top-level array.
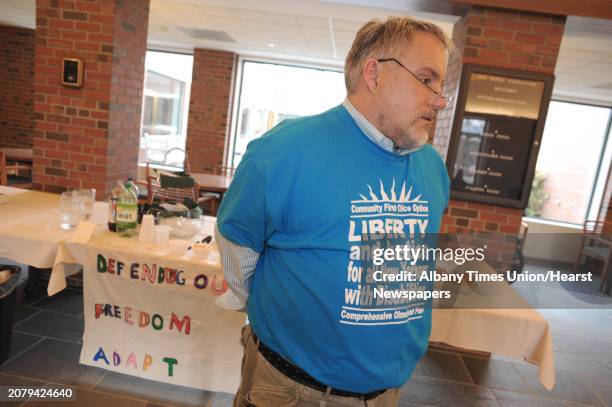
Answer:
[{"left": 116, "top": 203, "right": 137, "bottom": 224}]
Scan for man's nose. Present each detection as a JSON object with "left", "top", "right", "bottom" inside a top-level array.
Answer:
[{"left": 431, "top": 95, "right": 448, "bottom": 110}]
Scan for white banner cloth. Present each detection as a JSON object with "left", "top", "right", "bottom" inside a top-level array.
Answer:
[{"left": 59, "top": 218, "right": 244, "bottom": 392}]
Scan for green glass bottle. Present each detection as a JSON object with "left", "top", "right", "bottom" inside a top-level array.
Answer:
[{"left": 116, "top": 180, "right": 138, "bottom": 237}]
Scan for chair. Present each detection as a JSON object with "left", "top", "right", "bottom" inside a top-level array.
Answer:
[
  {"left": 189, "top": 163, "right": 233, "bottom": 216},
  {"left": 574, "top": 220, "right": 612, "bottom": 292},
  {"left": 215, "top": 165, "right": 235, "bottom": 176},
  {"left": 144, "top": 134, "right": 169, "bottom": 164},
  {"left": 510, "top": 221, "right": 529, "bottom": 278},
  {"left": 0, "top": 150, "right": 32, "bottom": 188},
  {"left": 164, "top": 147, "right": 187, "bottom": 169},
  {"left": 199, "top": 165, "right": 235, "bottom": 215},
  {"left": 139, "top": 162, "right": 216, "bottom": 214}
]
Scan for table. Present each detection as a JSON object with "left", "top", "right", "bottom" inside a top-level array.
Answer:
[
  {"left": 0, "top": 187, "right": 243, "bottom": 391},
  {"left": 0, "top": 149, "right": 33, "bottom": 187},
  {"left": 2, "top": 148, "right": 33, "bottom": 163},
  {"left": 191, "top": 173, "right": 233, "bottom": 195},
  {"left": 53, "top": 217, "right": 244, "bottom": 392},
  {"left": 430, "top": 262, "right": 555, "bottom": 390},
  {"left": 0, "top": 186, "right": 77, "bottom": 268},
  {"left": 191, "top": 173, "right": 234, "bottom": 214},
  {"left": 0, "top": 189, "right": 555, "bottom": 391}
]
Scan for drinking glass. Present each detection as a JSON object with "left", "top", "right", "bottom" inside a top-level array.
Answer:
[{"left": 59, "top": 191, "right": 80, "bottom": 231}]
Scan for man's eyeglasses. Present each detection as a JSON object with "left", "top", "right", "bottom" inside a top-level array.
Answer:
[{"left": 377, "top": 58, "right": 454, "bottom": 105}]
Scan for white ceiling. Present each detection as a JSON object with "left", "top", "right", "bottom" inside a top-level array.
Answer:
[
  {"left": 141, "top": 0, "right": 459, "bottom": 77},
  {"left": 1, "top": 0, "right": 611, "bottom": 105}
]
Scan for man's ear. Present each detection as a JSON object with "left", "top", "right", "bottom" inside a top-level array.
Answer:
[{"left": 362, "top": 58, "right": 380, "bottom": 93}]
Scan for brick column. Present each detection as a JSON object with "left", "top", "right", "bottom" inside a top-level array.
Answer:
[
  {"left": 432, "top": 6, "right": 566, "bottom": 234},
  {"left": 431, "top": 14, "right": 467, "bottom": 158},
  {"left": 186, "top": 49, "right": 236, "bottom": 174},
  {"left": 33, "top": 0, "right": 149, "bottom": 198},
  {"left": 0, "top": 26, "right": 35, "bottom": 148}
]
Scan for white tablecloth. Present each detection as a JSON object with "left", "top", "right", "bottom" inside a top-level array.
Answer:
[
  {"left": 431, "top": 261, "right": 555, "bottom": 390},
  {"left": 0, "top": 186, "right": 75, "bottom": 268},
  {"left": 0, "top": 187, "right": 555, "bottom": 391},
  {"left": 432, "top": 307, "right": 554, "bottom": 390}
]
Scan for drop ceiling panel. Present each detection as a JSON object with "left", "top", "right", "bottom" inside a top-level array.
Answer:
[{"left": 0, "top": 0, "right": 610, "bottom": 104}]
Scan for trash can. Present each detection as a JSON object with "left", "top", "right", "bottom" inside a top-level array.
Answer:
[{"left": 0, "top": 265, "right": 21, "bottom": 365}]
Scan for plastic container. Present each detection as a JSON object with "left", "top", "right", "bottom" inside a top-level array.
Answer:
[
  {"left": 0, "top": 265, "right": 21, "bottom": 365},
  {"left": 191, "top": 242, "right": 212, "bottom": 260}
]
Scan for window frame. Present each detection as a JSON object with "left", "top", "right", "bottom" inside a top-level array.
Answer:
[
  {"left": 139, "top": 48, "right": 194, "bottom": 170},
  {"left": 226, "top": 56, "right": 344, "bottom": 169},
  {"left": 522, "top": 97, "right": 612, "bottom": 226}
]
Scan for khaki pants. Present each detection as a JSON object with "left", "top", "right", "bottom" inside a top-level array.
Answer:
[{"left": 233, "top": 325, "right": 400, "bottom": 407}]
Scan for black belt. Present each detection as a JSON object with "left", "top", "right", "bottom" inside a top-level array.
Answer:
[{"left": 252, "top": 331, "right": 387, "bottom": 401}]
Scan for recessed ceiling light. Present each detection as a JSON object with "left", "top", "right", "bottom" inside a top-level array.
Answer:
[{"left": 268, "top": 43, "right": 275, "bottom": 47}]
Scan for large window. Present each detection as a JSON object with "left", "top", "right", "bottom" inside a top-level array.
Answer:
[
  {"left": 229, "top": 60, "right": 345, "bottom": 167},
  {"left": 139, "top": 51, "right": 193, "bottom": 169},
  {"left": 526, "top": 100, "right": 612, "bottom": 224}
]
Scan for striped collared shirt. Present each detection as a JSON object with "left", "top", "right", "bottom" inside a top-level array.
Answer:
[{"left": 342, "top": 97, "right": 422, "bottom": 156}]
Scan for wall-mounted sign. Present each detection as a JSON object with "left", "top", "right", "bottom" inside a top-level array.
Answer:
[
  {"left": 465, "top": 73, "right": 545, "bottom": 119},
  {"left": 446, "top": 65, "right": 554, "bottom": 208},
  {"left": 61, "top": 58, "right": 83, "bottom": 88}
]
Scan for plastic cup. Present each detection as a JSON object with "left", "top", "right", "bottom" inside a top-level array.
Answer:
[
  {"left": 139, "top": 214, "right": 155, "bottom": 243},
  {"left": 155, "top": 225, "right": 171, "bottom": 245}
]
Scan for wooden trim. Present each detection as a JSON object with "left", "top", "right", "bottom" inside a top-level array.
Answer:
[
  {"left": 445, "top": 64, "right": 555, "bottom": 209},
  {"left": 452, "top": 0, "right": 612, "bottom": 19}
]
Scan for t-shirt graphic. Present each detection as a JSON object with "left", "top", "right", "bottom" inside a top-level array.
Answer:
[{"left": 343, "top": 179, "right": 431, "bottom": 326}]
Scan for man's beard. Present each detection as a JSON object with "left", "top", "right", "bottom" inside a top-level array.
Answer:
[
  {"left": 379, "top": 114, "right": 429, "bottom": 151},
  {"left": 393, "top": 124, "right": 429, "bottom": 150}
]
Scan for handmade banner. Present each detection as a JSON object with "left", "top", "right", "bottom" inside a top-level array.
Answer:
[{"left": 66, "top": 242, "right": 245, "bottom": 393}]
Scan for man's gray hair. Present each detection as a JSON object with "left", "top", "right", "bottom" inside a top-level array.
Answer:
[{"left": 344, "top": 16, "right": 454, "bottom": 93}]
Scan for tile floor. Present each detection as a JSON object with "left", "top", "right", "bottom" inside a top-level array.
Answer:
[{"left": 0, "top": 263, "right": 610, "bottom": 407}]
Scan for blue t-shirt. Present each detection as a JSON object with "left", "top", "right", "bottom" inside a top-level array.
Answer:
[{"left": 217, "top": 105, "right": 450, "bottom": 392}]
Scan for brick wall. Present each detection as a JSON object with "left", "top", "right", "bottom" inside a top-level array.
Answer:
[
  {"left": 0, "top": 26, "right": 35, "bottom": 148},
  {"left": 106, "top": 0, "right": 149, "bottom": 193},
  {"left": 462, "top": 7, "right": 566, "bottom": 73},
  {"left": 442, "top": 200, "right": 523, "bottom": 234},
  {"left": 33, "top": 0, "right": 148, "bottom": 197},
  {"left": 433, "top": 6, "right": 566, "bottom": 235},
  {"left": 186, "top": 49, "right": 236, "bottom": 174}
]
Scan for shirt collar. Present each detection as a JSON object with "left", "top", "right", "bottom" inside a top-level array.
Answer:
[{"left": 342, "top": 97, "right": 423, "bottom": 156}]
